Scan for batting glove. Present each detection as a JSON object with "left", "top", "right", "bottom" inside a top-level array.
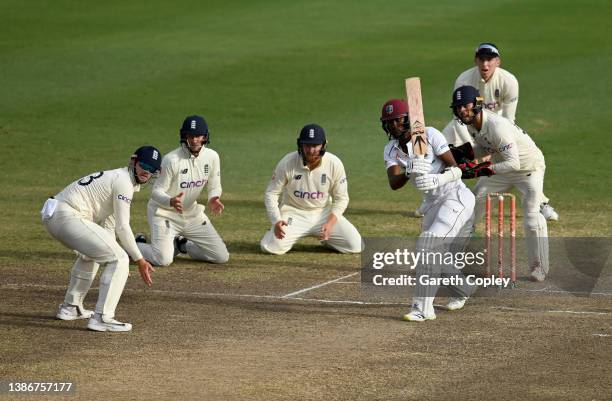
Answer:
[
  {"left": 414, "top": 167, "right": 462, "bottom": 191},
  {"left": 405, "top": 157, "right": 430, "bottom": 177}
]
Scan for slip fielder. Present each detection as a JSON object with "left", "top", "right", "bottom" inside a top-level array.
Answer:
[
  {"left": 41, "top": 146, "right": 161, "bottom": 332},
  {"left": 442, "top": 42, "right": 559, "bottom": 221},
  {"left": 260, "top": 123, "right": 362, "bottom": 255},
  {"left": 136, "top": 115, "right": 229, "bottom": 266}
]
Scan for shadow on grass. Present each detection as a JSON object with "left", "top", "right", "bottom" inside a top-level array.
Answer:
[{"left": 0, "top": 312, "right": 87, "bottom": 331}]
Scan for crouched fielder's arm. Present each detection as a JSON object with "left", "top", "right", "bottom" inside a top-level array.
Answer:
[{"left": 263, "top": 162, "right": 289, "bottom": 225}]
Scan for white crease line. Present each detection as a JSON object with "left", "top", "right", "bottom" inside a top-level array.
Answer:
[
  {"left": 281, "top": 272, "right": 359, "bottom": 298},
  {"left": 593, "top": 334, "right": 610, "bottom": 337},
  {"left": 2, "top": 282, "right": 611, "bottom": 315},
  {"left": 547, "top": 310, "right": 611, "bottom": 315}
]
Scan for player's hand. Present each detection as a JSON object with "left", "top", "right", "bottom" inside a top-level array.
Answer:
[
  {"left": 407, "top": 157, "right": 430, "bottom": 175},
  {"left": 136, "top": 258, "right": 155, "bottom": 287},
  {"left": 170, "top": 192, "right": 184, "bottom": 213},
  {"left": 207, "top": 197, "right": 224, "bottom": 216},
  {"left": 414, "top": 174, "right": 440, "bottom": 191},
  {"left": 319, "top": 221, "right": 334, "bottom": 241},
  {"left": 274, "top": 220, "right": 288, "bottom": 239},
  {"left": 458, "top": 161, "right": 494, "bottom": 179}
]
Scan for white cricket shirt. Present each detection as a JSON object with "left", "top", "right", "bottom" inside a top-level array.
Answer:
[
  {"left": 54, "top": 167, "right": 143, "bottom": 261},
  {"left": 264, "top": 151, "right": 349, "bottom": 224},
  {"left": 150, "top": 146, "right": 222, "bottom": 218}
]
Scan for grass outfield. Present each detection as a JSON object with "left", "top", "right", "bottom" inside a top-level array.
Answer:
[
  {"left": 2, "top": 1, "right": 611, "bottom": 271},
  {"left": 1, "top": 2, "right": 612, "bottom": 400}
]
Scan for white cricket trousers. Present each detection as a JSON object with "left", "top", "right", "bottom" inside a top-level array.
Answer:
[
  {"left": 472, "top": 167, "right": 549, "bottom": 273},
  {"left": 411, "top": 184, "right": 476, "bottom": 317},
  {"left": 260, "top": 206, "right": 362, "bottom": 255},
  {"left": 42, "top": 201, "right": 129, "bottom": 321},
  {"left": 138, "top": 203, "right": 229, "bottom": 266}
]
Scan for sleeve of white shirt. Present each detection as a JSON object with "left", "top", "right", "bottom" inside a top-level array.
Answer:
[
  {"left": 501, "top": 74, "right": 519, "bottom": 122},
  {"left": 383, "top": 142, "right": 398, "bottom": 170},
  {"left": 112, "top": 178, "right": 143, "bottom": 261},
  {"left": 428, "top": 127, "right": 450, "bottom": 156},
  {"left": 263, "top": 159, "right": 289, "bottom": 224},
  {"left": 207, "top": 151, "right": 222, "bottom": 200},
  {"left": 490, "top": 121, "right": 521, "bottom": 174},
  {"left": 329, "top": 157, "right": 349, "bottom": 218},
  {"left": 151, "top": 156, "right": 174, "bottom": 206}
]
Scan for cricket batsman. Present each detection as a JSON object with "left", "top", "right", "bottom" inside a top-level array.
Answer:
[
  {"left": 380, "top": 99, "right": 476, "bottom": 322},
  {"left": 41, "top": 146, "right": 161, "bottom": 332},
  {"left": 450, "top": 85, "right": 549, "bottom": 282},
  {"left": 260, "top": 123, "right": 362, "bottom": 255}
]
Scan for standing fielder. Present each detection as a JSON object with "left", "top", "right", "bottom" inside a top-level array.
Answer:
[
  {"left": 442, "top": 42, "right": 559, "bottom": 221},
  {"left": 260, "top": 124, "right": 362, "bottom": 255},
  {"left": 450, "top": 86, "right": 549, "bottom": 282},
  {"left": 380, "top": 99, "right": 476, "bottom": 322},
  {"left": 137, "top": 115, "right": 229, "bottom": 266},
  {"left": 41, "top": 146, "right": 160, "bottom": 332}
]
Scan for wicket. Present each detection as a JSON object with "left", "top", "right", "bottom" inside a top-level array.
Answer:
[{"left": 485, "top": 193, "right": 516, "bottom": 286}]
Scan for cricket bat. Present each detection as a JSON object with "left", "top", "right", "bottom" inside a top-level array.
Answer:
[{"left": 405, "top": 77, "right": 428, "bottom": 159}]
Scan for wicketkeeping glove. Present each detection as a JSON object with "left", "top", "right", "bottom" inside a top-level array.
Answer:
[
  {"left": 449, "top": 142, "right": 475, "bottom": 164},
  {"left": 458, "top": 161, "right": 494, "bottom": 179}
]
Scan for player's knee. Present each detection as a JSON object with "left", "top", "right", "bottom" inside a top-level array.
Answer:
[
  {"left": 341, "top": 237, "right": 364, "bottom": 254},
  {"left": 260, "top": 239, "right": 288, "bottom": 255},
  {"left": 210, "top": 249, "right": 230, "bottom": 264},
  {"left": 152, "top": 250, "right": 174, "bottom": 267},
  {"left": 524, "top": 212, "right": 541, "bottom": 232}
]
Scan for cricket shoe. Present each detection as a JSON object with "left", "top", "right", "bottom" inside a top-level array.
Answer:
[
  {"left": 530, "top": 265, "right": 546, "bottom": 282},
  {"left": 134, "top": 233, "right": 147, "bottom": 243},
  {"left": 174, "top": 235, "right": 188, "bottom": 257},
  {"left": 443, "top": 296, "right": 468, "bottom": 311},
  {"left": 87, "top": 313, "right": 132, "bottom": 332},
  {"left": 56, "top": 303, "right": 94, "bottom": 321},
  {"left": 540, "top": 203, "right": 559, "bottom": 221},
  {"left": 402, "top": 310, "right": 436, "bottom": 322}
]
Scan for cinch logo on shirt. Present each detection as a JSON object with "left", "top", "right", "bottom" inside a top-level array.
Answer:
[
  {"left": 180, "top": 179, "right": 207, "bottom": 188},
  {"left": 293, "top": 190, "right": 324, "bottom": 200},
  {"left": 117, "top": 194, "right": 132, "bottom": 203}
]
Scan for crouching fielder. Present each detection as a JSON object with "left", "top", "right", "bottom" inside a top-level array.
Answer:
[
  {"left": 380, "top": 99, "right": 475, "bottom": 322},
  {"left": 450, "top": 86, "right": 549, "bottom": 282},
  {"left": 41, "top": 146, "right": 161, "bottom": 332},
  {"left": 260, "top": 124, "right": 362, "bottom": 255}
]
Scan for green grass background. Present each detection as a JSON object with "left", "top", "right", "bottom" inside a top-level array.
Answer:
[{"left": 1, "top": 0, "right": 610, "bottom": 270}]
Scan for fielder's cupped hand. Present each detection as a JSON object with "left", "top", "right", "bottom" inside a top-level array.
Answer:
[
  {"left": 414, "top": 174, "right": 440, "bottom": 191},
  {"left": 207, "top": 197, "right": 224, "bottom": 215},
  {"left": 274, "top": 220, "right": 288, "bottom": 239},
  {"left": 170, "top": 192, "right": 184, "bottom": 213},
  {"left": 136, "top": 258, "right": 155, "bottom": 287},
  {"left": 406, "top": 157, "right": 430, "bottom": 175}
]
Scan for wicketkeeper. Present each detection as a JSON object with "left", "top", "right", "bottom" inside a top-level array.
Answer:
[{"left": 450, "top": 85, "right": 549, "bottom": 282}]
